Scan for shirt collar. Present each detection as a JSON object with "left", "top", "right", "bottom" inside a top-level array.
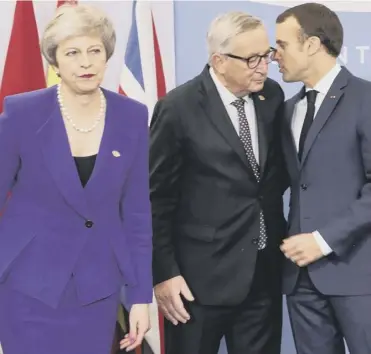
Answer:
[
  {"left": 307, "top": 63, "right": 342, "bottom": 96},
  {"left": 209, "top": 67, "right": 250, "bottom": 106}
]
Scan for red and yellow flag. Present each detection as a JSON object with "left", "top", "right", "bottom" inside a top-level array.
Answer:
[{"left": 0, "top": 0, "right": 45, "bottom": 112}]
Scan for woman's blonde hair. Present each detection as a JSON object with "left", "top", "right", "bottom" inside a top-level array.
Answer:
[{"left": 41, "top": 4, "right": 116, "bottom": 67}]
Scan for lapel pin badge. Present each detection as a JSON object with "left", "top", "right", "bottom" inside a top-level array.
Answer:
[
  {"left": 112, "top": 150, "right": 121, "bottom": 157},
  {"left": 330, "top": 95, "right": 336, "bottom": 98},
  {"left": 258, "top": 95, "right": 265, "bottom": 101}
]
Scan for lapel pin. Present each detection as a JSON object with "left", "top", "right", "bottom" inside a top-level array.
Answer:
[
  {"left": 258, "top": 95, "right": 265, "bottom": 101},
  {"left": 112, "top": 150, "right": 121, "bottom": 157},
  {"left": 330, "top": 95, "right": 336, "bottom": 98}
]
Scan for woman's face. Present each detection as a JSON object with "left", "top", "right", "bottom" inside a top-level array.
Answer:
[{"left": 55, "top": 34, "right": 107, "bottom": 94}]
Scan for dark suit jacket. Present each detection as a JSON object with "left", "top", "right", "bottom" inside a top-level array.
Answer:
[
  {"left": 150, "top": 66, "right": 287, "bottom": 306},
  {"left": 0, "top": 86, "right": 153, "bottom": 308},
  {"left": 282, "top": 67, "right": 371, "bottom": 295}
]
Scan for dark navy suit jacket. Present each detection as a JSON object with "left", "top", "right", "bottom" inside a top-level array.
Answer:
[{"left": 282, "top": 67, "right": 371, "bottom": 295}]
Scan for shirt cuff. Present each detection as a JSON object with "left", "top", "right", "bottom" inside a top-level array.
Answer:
[{"left": 313, "top": 230, "right": 333, "bottom": 256}]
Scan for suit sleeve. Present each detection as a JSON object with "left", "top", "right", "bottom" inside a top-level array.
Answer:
[
  {"left": 0, "top": 97, "right": 21, "bottom": 211},
  {"left": 318, "top": 96, "right": 371, "bottom": 256},
  {"left": 150, "top": 98, "right": 183, "bottom": 285},
  {"left": 121, "top": 110, "right": 153, "bottom": 305}
]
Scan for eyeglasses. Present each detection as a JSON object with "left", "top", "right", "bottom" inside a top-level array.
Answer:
[{"left": 223, "top": 47, "right": 276, "bottom": 69}]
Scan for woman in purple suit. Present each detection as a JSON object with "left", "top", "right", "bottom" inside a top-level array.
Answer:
[{"left": 0, "top": 4, "right": 152, "bottom": 354}]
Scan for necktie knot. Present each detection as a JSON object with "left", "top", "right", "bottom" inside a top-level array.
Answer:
[
  {"left": 305, "top": 90, "right": 318, "bottom": 104},
  {"left": 231, "top": 98, "right": 245, "bottom": 109}
]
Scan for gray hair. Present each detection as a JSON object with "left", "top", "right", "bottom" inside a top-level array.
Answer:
[
  {"left": 207, "top": 11, "right": 263, "bottom": 63},
  {"left": 41, "top": 4, "right": 116, "bottom": 67}
]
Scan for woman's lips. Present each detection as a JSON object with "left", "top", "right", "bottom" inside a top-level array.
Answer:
[{"left": 79, "top": 74, "right": 95, "bottom": 78}]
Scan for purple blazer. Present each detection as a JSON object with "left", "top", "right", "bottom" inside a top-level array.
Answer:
[{"left": 0, "top": 86, "right": 153, "bottom": 308}]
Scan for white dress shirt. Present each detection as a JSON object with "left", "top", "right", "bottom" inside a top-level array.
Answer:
[
  {"left": 291, "top": 63, "right": 342, "bottom": 256},
  {"left": 209, "top": 68, "right": 259, "bottom": 162}
]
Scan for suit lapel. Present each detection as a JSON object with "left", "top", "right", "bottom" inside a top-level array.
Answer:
[
  {"left": 37, "top": 88, "right": 137, "bottom": 218},
  {"left": 84, "top": 89, "right": 137, "bottom": 202},
  {"left": 300, "top": 68, "right": 349, "bottom": 166},
  {"left": 199, "top": 68, "right": 255, "bottom": 178},
  {"left": 251, "top": 93, "right": 269, "bottom": 177},
  {"left": 284, "top": 91, "right": 302, "bottom": 172},
  {"left": 37, "top": 93, "right": 89, "bottom": 219}
]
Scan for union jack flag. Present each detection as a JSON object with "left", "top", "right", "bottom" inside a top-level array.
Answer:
[
  {"left": 119, "top": 0, "right": 175, "bottom": 120},
  {"left": 119, "top": 1, "right": 175, "bottom": 353}
]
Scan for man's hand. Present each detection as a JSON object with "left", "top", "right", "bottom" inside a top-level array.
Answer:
[
  {"left": 280, "top": 233, "right": 325, "bottom": 267},
  {"left": 154, "top": 275, "right": 194, "bottom": 325}
]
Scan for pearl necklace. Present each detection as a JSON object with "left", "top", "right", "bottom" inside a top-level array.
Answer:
[{"left": 57, "top": 84, "right": 106, "bottom": 133}]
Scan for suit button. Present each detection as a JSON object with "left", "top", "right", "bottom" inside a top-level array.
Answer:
[
  {"left": 85, "top": 220, "right": 94, "bottom": 228},
  {"left": 252, "top": 238, "right": 258, "bottom": 245},
  {"left": 301, "top": 184, "right": 308, "bottom": 191}
]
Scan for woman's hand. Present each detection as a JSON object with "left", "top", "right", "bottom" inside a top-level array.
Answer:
[{"left": 119, "top": 304, "right": 150, "bottom": 352}]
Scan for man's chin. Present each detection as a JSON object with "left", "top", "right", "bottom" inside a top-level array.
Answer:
[
  {"left": 281, "top": 73, "right": 297, "bottom": 83},
  {"left": 250, "top": 80, "right": 265, "bottom": 92}
]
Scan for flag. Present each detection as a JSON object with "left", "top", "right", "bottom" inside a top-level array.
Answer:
[
  {"left": 0, "top": 0, "right": 45, "bottom": 211},
  {"left": 46, "top": 0, "right": 78, "bottom": 87},
  {"left": 0, "top": 0, "right": 45, "bottom": 112},
  {"left": 119, "top": 1, "right": 176, "bottom": 353},
  {"left": 119, "top": 0, "right": 175, "bottom": 119}
]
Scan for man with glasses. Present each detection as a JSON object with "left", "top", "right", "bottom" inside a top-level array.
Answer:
[
  {"left": 150, "top": 11, "right": 288, "bottom": 354},
  {"left": 275, "top": 3, "right": 371, "bottom": 354}
]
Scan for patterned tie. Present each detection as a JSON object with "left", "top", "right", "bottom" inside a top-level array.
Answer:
[{"left": 231, "top": 98, "right": 267, "bottom": 250}]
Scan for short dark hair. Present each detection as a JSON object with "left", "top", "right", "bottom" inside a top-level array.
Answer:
[{"left": 276, "top": 3, "right": 343, "bottom": 57}]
